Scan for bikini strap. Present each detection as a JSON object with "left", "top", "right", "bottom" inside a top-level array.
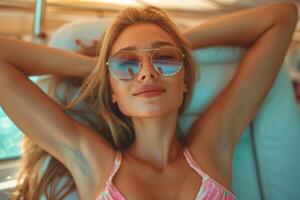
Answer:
[
  {"left": 107, "top": 151, "right": 122, "bottom": 182},
  {"left": 183, "top": 146, "right": 207, "bottom": 178}
]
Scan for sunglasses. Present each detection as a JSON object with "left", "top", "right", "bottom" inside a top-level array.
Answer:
[{"left": 106, "top": 46, "right": 185, "bottom": 80}]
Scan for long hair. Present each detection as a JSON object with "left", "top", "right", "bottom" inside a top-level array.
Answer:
[{"left": 10, "top": 6, "right": 199, "bottom": 200}]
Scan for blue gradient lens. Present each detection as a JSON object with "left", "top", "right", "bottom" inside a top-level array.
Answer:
[
  {"left": 108, "top": 52, "right": 139, "bottom": 80},
  {"left": 108, "top": 46, "right": 183, "bottom": 80}
]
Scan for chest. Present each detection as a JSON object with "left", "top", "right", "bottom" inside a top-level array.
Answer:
[{"left": 98, "top": 156, "right": 207, "bottom": 200}]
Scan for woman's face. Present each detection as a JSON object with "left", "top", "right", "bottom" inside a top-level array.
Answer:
[{"left": 109, "top": 22, "right": 186, "bottom": 118}]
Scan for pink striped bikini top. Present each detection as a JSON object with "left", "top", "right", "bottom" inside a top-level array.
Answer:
[{"left": 96, "top": 146, "right": 236, "bottom": 200}]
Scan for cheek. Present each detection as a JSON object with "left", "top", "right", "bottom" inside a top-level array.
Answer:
[
  {"left": 168, "top": 77, "right": 185, "bottom": 104},
  {"left": 109, "top": 77, "right": 133, "bottom": 114},
  {"left": 166, "top": 70, "right": 186, "bottom": 107},
  {"left": 111, "top": 82, "right": 129, "bottom": 101},
  {"left": 115, "top": 92, "right": 137, "bottom": 117}
]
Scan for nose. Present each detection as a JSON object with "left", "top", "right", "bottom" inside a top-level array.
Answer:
[{"left": 136, "top": 54, "right": 159, "bottom": 82}]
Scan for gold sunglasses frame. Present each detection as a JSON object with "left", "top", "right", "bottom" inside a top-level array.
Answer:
[{"left": 106, "top": 46, "right": 185, "bottom": 80}]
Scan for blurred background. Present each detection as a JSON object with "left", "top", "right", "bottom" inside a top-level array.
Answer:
[{"left": 0, "top": 0, "right": 299, "bottom": 199}]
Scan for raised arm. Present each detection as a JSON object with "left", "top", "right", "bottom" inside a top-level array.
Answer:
[
  {"left": 184, "top": 2, "right": 298, "bottom": 178},
  {"left": 183, "top": 2, "right": 298, "bottom": 48},
  {"left": 0, "top": 36, "right": 114, "bottom": 199},
  {"left": 0, "top": 36, "right": 96, "bottom": 76}
]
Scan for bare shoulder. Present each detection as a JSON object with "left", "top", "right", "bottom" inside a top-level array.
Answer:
[
  {"left": 0, "top": 57, "right": 117, "bottom": 198},
  {"left": 185, "top": 0, "right": 298, "bottom": 170}
]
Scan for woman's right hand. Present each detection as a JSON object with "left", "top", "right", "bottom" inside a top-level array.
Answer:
[{"left": 75, "top": 38, "right": 101, "bottom": 57}]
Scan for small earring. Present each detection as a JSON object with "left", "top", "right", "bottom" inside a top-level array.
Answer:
[
  {"left": 183, "top": 84, "right": 188, "bottom": 92},
  {"left": 112, "top": 95, "right": 117, "bottom": 103}
]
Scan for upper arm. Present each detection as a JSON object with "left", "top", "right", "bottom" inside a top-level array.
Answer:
[
  {"left": 220, "top": 9, "right": 297, "bottom": 149},
  {"left": 0, "top": 60, "right": 115, "bottom": 187},
  {"left": 186, "top": 5, "right": 298, "bottom": 166}
]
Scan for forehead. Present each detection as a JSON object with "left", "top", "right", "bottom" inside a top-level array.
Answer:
[{"left": 111, "top": 23, "right": 177, "bottom": 54}]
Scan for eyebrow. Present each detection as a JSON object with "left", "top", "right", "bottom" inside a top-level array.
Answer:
[{"left": 118, "top": 41, "right": 176, "bottom": 51}]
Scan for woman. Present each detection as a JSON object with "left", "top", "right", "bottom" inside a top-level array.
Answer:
[{"left": 0, "top": 2, "right": 297, "bottom": 200}]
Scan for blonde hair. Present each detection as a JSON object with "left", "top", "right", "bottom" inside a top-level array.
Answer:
[{"left": 11, "top": 6, "right": 198, "bottom": 199}]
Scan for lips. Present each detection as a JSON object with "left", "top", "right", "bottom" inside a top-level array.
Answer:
[{"left": 132, "top": 85, "right": 166, "bottom": 96}]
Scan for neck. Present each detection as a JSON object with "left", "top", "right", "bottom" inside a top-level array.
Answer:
[{"left": 125, "top": 110, "right": 184, "bottom": 171}]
